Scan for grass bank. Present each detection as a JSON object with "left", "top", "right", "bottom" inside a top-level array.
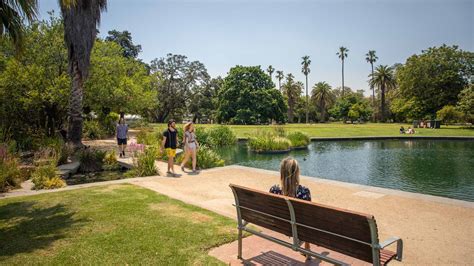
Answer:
[
  {"left": 0, "top": 184, "right": 237, "bottom": 265},
  {"left": 150, "top": 123, "right": 473, "bottom": 138}
]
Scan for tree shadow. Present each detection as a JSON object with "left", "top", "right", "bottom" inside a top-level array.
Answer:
[{"left": 0, "top": 201, "right": 82, "bottom": 258}]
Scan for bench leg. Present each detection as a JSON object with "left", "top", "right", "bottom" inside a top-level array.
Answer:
[{"left": 237, "top": 227, "right": 243, "bottom": 259}]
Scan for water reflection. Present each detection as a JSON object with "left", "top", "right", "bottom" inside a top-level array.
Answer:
[{"left": 215, "top": 140, "right": 474, "bottom": 202}]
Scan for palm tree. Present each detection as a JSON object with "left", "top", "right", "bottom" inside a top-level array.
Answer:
[
  {"left": 276, "top": 70, "right": 284, "bottom": 91},
  {"left": 301, "top": 55, "right": 311, "bottom": 123},
  {"left": 336, "top": 46, "right": 349, "bottom": 97},
  {"left": 370, "top": 65, "right": 396, "bottom": 122},
  {"left": 365, "top": 50, "right": 378, "bottom": 107},
  {"left": 0, "top": 0, "right": 38, "bottom": 49},
  {"left": 60, "top": 0, "right": 107, "bottom": 148},
  {"left": 282, "top": 73, "right": 302, "bottom": 123},
  {"left": 266, "top": 65, "right": 275, "bottom": 81},
  {"left": 311, "top": 82, "right": 335, "bottom": 122}
]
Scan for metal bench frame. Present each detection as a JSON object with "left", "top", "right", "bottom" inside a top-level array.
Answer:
[{"left": 230, "top": 185, "right": 403, "bottom": 266}]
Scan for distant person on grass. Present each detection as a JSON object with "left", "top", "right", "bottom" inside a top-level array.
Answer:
[
  {"left": 270, "top": 157, "right": 312, "bottom": 258},
  {"left": 400, "top": 126, "right": 405, "bottom": 134},
  {"left": 161, "top": 119, "right": 179, "bottom": 177},
  {"left": 180, "top": 122, "right": 199, "bottom": 173},
  {"left": 116, "top": 117, "right": 129, "bottom": 158}
]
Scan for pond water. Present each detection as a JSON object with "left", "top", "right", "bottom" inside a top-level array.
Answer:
[{"left": 215, "top": 140, "right": 474, "bottom": 202}]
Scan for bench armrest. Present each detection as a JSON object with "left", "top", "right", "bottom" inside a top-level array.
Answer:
[{"left": 379, "top": 237, "right": 403, "bottom": 261}]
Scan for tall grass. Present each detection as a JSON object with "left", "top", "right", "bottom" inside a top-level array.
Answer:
[
  {"left": 248, "top": 135, "right": 292, "bottom": 152},
  {"left": 176, "top": 145, "right": 225, "bottom": 169},
  {"left": 287, "top": 132, "right": 310, "bottom": 148},
  {"left": 0, "top": 144, "right": 22, "bottom": 192}
]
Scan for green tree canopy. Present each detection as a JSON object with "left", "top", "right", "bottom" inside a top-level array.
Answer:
[
  {"left": 105, "top": 30, "right": 142, "bottom": 59},
  {"left": 396, "top": 45, "right": 474, "bottom": 118},
  {"left": 216, "top": 65, "right": 286, "bottom": 124}
]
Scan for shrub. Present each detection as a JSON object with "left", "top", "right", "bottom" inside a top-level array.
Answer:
[
  {"left": 136, "top": 130, "right": 160, "bottom": 146},
  {"left": 287, "top": 132, "right": 310, "bottom": 148},
  {"left": 103, "top": 150, "right": 120, "bottom": 171},
  {"left": 0, "top": 144, "right": 22, "bottom": 192},
  {"left": 248, "top": 135, "right": 291, "bottom": 152},
  {"left": 176, "top": 145, "right": 225, "bottom": 169},
  {"left": 83, "top": 120, "right": 106, "bottom": 140},
  {"left": 436, "top": 105, "right": 464, "bottom": 125},
  {"left": 130, "top": 146, "right": 158, "bottom": 177},
  {"left": 101, "top": 112, "right": 120, "bottom": 136},
  {"left": 79, "top": 148, "right": 106, "bottom": 173},
  {"left": 272, "top": 126, "right": 287, "bottom": 137},
  {"left": 31, "top": 162, "right": 65, "bottom": 190},
  {"left": 38, "top": 137, "right": 73, "bottom": 165},
  {"left": 206, "top": 126, "right": 236, "bottom": 146}
]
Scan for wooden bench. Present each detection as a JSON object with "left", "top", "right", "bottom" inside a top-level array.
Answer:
[{"left": 230, "top": 184, "right": 403, "bottom": 266}]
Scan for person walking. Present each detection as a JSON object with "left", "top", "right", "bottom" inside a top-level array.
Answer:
[
  {"left": 116, "top": 117, "right": 129, "bottom": 158},
  {"left": 180, "top": 122, "right": 199, "bottom": 173},
  {"left": 161, "top": 119, "right": 179, "bottom": 177}
]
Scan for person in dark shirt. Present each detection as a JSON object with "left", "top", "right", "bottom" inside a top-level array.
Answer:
[
  {"left": 161, "top": 119, "right": 179, "bottom": 177},
  {"left": 270, "top": 157, "right": 312, "bottom": 257}
]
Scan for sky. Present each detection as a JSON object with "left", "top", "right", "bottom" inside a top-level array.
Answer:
[{"left": 38, "top": 0, "right": 473, "bottom": 96}]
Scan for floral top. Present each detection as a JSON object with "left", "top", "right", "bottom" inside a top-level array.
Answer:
[{"left": 269, "top": 184, "right": 312, "bottom": 201}]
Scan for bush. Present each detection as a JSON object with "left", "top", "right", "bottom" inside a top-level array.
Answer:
[
  {"left": 437, "top": 105, "right": 464, "bottom": 124},
  {"left": 206, "top": 126, "right": 236, "bottom": 146},
  {"left": 287, "top": 132, "right": 310, "bottom": 148},
  {"left": 38, "top": 137, "right": 72, "bottom": 165},
  {"left": 31, "top": 163, "right": 65, "bottom": 190},
  {"left": 83, "top": 120, "right": 106, "bottom": 140},
  {"left": 248, "top": 135, "right": 291, "bottom": 152},
  {"left": 103, "top": 150, "right": 120, "bottom": 171},
  {"left": 100, "top": 112, "right": 120, "bottom": 136},
  {"left": 176, "top": 145, "right": 225, "bottom": 169},
  {"left": 129, "top": 146, "right": 158, "bottom": 177},
  {"left": 136, "top": 129, "right": 160, "bottom": 146},
  {"left": 79, "top": 148, "right": 106, "bottom": 173},
  {"left": 0, "top": 144, "right": 22, "bottom": 192}
]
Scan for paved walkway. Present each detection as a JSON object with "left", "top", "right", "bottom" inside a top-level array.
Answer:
[{"left": 3, "top": 136, "right": 474, "bottom": 264}]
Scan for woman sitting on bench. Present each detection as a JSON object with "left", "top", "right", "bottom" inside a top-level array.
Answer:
[
  {"left": 270, "top": 157, "right": 311, "bottom": 201},
  {"left": 270, "top": 157, "right": 312, "bottom": 258}
]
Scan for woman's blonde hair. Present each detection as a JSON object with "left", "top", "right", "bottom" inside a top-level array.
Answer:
[
  {"left": 183, "top": 122, "right": 194, "bottom": 132},
  {"left": 280, "top": 157, "right": 300, "bottom": 197}
]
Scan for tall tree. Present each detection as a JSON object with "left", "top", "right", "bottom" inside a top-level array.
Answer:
[
  {"left": 336, "top": 46, "right": 349, "bottom": 97},
  {"left": 0, "top": 0, "right": 38, "bottom": 50},
  {"left": 60, "top": 0, "right": 107, "bottom": 148},
  {"left": 266, "top": 65, "right": 274, "bottom": 81},
  {"left": 301, "top": 55, "right": 311, "bottom": 123},
  {"left": 276, "top": 70, "right": 284, "bottom": 91},
  {"left": 282, "top": 73, "right": 302, "bottom": 123},
  {"left": 105, "top": 30, "right": 142, "bottom": 58},
  {"left": 365, "top": 50, "right": 378, "bottom": 106},
  {"left": 311, "top": 82, "right": 335, "bottom": 122},
  {"left": 370, "top": 65, "right": 396, "bottom": 122}
]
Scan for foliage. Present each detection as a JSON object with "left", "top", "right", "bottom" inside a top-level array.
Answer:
[
  {"left": 150, "top": 53, "right": 210, "bottom": 122},
  {"left": 282, "top": 74, "right": 302, "bottom": 123},
  {"left": 0, "top": 0, "right": 38, "bottom": 49},
  {"left": 329, "top": 90, "right": 372, "bottom": 121},
  {"left": 287, "top": 132, "right": 310, "bottom": 148},
  {"left": 103, "top": 150, "right": 120, "bottom": 171},
  {"left": 370, "top": 65, "right": 396, "bottom": 122},
  {"left": 105, "top": 30, "right": 142, "bottom": 59},
  {"left": 396, "top": 45, "right": 474, "bottom": 118},
  {"left": 130, "top": 146, "right": 158, "bottom": 177},
  {"left": 38, "top": 137, "right": 72, "bottom": 165},
  {"left": 31, "top": 163, "right": 65, "bottom": 190},
  {"left": 248, "top": 134, "right": 291, "bottom": 152},
  {"left": 0, "top": 144, "right": 22, "bottom": 192},
  {"left": 78, "top": 148, "right": 106, "bottom": 173},
  {"left": 217, "top": 65, "right": 287, "bottom": 124},
  {"left": 99, "top": 112, "right": 120, "bottom": 136},
  {"left": 136, "top": 129, "right": 160, "bottom": 146},
  {"left": 311, "top": 82, "right": 335, "bottom": 122},
  {"left": 187, "top": 77, "right": 222, "bottom": 123},
  {"left": 205, "top": 126, "right": 237, "bottom": 146},
  {"left": 456, "top": 85, "right": 474, "bottom": 122},
  {"left": 83, "top": 120, "right": 106, "bottom": 140},
  {"left": 436, "top": 105, "right": 464, "bottom": 124},
  {"left": 177, "top": 145, "right": 225, "bottom": 169}
]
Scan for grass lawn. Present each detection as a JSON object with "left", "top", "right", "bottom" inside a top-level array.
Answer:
[
  {"left": 0, "top": 184, "right": 237, "bottom": 265},
  {"left": 149, "top": 123, "right": 474, "bottom": 138}
]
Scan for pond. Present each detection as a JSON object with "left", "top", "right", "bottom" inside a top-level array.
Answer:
[{"left": 215, "top": 139, "right": 474, "bottom": 202}]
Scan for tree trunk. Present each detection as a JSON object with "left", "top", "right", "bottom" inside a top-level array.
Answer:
[
  {"left": 305, "top": 75, "right": 309, "bottom": 124},
  {"left": 68, "top": 61, "right": 84, "bottom": 149},
  {"left": 342, "top": 59, "right": 345, "bottom": 97},
  {"left": 278, "top": 79, "right": 281, "bottom": 92},
  {"left": 381, "top": 84, "right": 386, "bottom": 122}
]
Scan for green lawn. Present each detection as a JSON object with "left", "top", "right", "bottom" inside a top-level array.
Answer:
[
  {"left": 150, "top": 123, "right": 474, "bottom": 138},
  {"left": 0, "top": 184, "right": 237, "bottom": 265}
]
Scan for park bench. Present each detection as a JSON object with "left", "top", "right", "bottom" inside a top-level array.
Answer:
[{"left": 229, "top": 184, "right": 403, "bottom": 266}]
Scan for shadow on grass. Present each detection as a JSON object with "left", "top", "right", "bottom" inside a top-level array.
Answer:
[{"left": 0, "top": 201, "right": 81, "bottom": 258}]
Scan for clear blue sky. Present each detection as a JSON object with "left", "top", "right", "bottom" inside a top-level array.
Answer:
[{"left": 38, "top": 0, "right": 473, "bottom": 96}]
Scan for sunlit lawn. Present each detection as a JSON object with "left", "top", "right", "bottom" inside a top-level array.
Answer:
[
  {"left": 150, "top": 123, "right": 474, "bottom": 138},
  {"left": 0, "top": 184, "right": 237, "bottom": 265}
]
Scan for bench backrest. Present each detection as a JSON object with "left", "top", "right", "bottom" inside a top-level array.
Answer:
[{"left": 230, "top": 184, "right": 379, "bottom": 264}]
